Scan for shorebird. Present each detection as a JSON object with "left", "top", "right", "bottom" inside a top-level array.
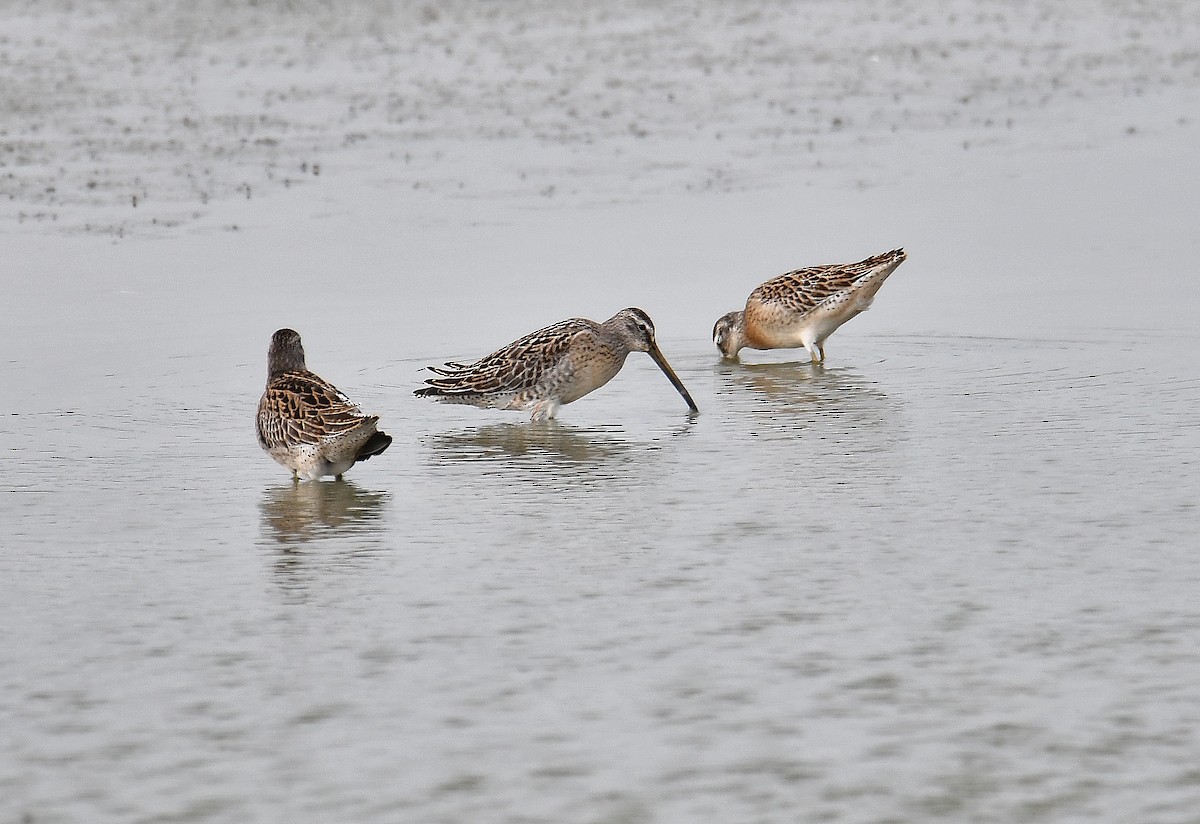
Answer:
[
  {"left": 713, "top": 248, "right": 906, "bottom": 364},
  {"left": 415, "top": 307, "right": 699, "bottom": 421},
  {"left": 256, "top": 328, "right": 392, "bottom": 481}
]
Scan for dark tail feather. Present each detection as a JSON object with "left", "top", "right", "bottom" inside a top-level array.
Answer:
[
  {"left": 354, "top": 430, "right": 392, "bottom": 463},
  {"left": 414, "top": 382, "right": 468, "bottom": 398},
  {"left": 875, "top": 248, "right": 906, "bottom": 266}
]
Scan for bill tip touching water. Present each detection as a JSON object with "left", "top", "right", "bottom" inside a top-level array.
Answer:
[
  {"left": 415, "top": 307, "right": 699, "bottom": 421},
  {"left": 714, "top": 248, "right": 907, "bottom": 364},
  {"left": 256, "top": 328, "right": 392, "bottom": 481}
]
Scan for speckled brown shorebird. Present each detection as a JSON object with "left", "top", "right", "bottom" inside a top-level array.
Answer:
[
  {"left": 713, "top": 248, "right": 907, "bottom": 364},
  {"left": 415, "top": 308, "right": 699, "bottom": 421},
  {"left": 256, "top": 328, "right": 392, "bottom": 481}
]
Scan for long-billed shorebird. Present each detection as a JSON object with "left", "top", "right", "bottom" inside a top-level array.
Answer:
[
  {"left": 415, "top": 308, "right": 699, "bottom": 421},
  {"left": 713, "top": 248, "right": 906, "bottom": 364},
  {"left": 256, "top": 328, "right": 392, "bottom": 481}
]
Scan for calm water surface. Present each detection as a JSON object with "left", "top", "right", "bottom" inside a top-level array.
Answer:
[{"left": 5, "top": 327, "right": 1200, "bottom": 823}]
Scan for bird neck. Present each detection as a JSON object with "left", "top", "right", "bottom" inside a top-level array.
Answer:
[{"left": 267, "top": 350, "right": 307, "bottom": 380}]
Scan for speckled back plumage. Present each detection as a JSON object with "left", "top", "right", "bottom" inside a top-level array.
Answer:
[
  {"left": 715, "top": 249, "right": 906, "bottom": 363},
  {"left": 256, "top": 329, "right": 391, "bottom": 480},
  {"left": 750, "top": 249, "right": 906, "bottom": 317},
  {"left": 417, "top": 317, "right": 601, "bottom": 410},
  {"left": 416, "top": 308, "right": 698, "bottom": 420},
  {"left": 256, "top": 371, "right": 378, "bottom": 450}
]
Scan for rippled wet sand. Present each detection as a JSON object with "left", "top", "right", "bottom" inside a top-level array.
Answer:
[{"left": 4, "top": 2, "right": 1200, "bottom": 822}]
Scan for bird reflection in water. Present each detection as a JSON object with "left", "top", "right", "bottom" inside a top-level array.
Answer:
[
  {"left": 259, "top": 480, "right": 390, "bottom": 597},
  {"left": 259, "top": 479, "right": 388, "bottom": 545},
  {"left": 715, "top": 359, "right": 898, "bottom": 444},
  {"left": 428, "top": 422, "right": 646, "bottom": 486}
]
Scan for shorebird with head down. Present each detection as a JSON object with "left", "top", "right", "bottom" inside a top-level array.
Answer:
[
  {"left": 415, "top": 308, "right": 699, "bottom": 421},
  {"left": 713, "top": 248, "right": 906, "bottom": 364}
]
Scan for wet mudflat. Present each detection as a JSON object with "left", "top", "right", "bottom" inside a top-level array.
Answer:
[{"left": 3, "top": 2, "right": 1200, "bottom": 822}]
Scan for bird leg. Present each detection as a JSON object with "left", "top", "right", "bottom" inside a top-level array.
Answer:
[{"left": 530, "top": 399, "right": 560, "bottom": 422}]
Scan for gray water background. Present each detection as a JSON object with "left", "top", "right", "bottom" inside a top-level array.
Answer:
[{"left": 4, "top": 2, "right": 1200, "bottom": 822}]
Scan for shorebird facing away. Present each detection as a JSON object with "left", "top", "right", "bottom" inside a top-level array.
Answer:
[
  {"left": 256, "top": 328, "right": 392, "bottom": 481},
  {"left": 713, "top": 248, "right": 906, "bottom": 364},
  {"left": 415, "top": 308, "right": 699, "bottom": 421}
]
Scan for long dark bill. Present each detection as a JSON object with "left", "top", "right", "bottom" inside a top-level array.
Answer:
[{"left": 647, "top": 342, "right": 700, "bottom": 413}]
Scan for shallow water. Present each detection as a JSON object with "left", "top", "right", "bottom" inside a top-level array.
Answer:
[
  {"left": 5, "top": 2, "right": 1200, "bottom": 822},
  {"left": 6, "top": 326, "right": 1200, "bottom": 823}
]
